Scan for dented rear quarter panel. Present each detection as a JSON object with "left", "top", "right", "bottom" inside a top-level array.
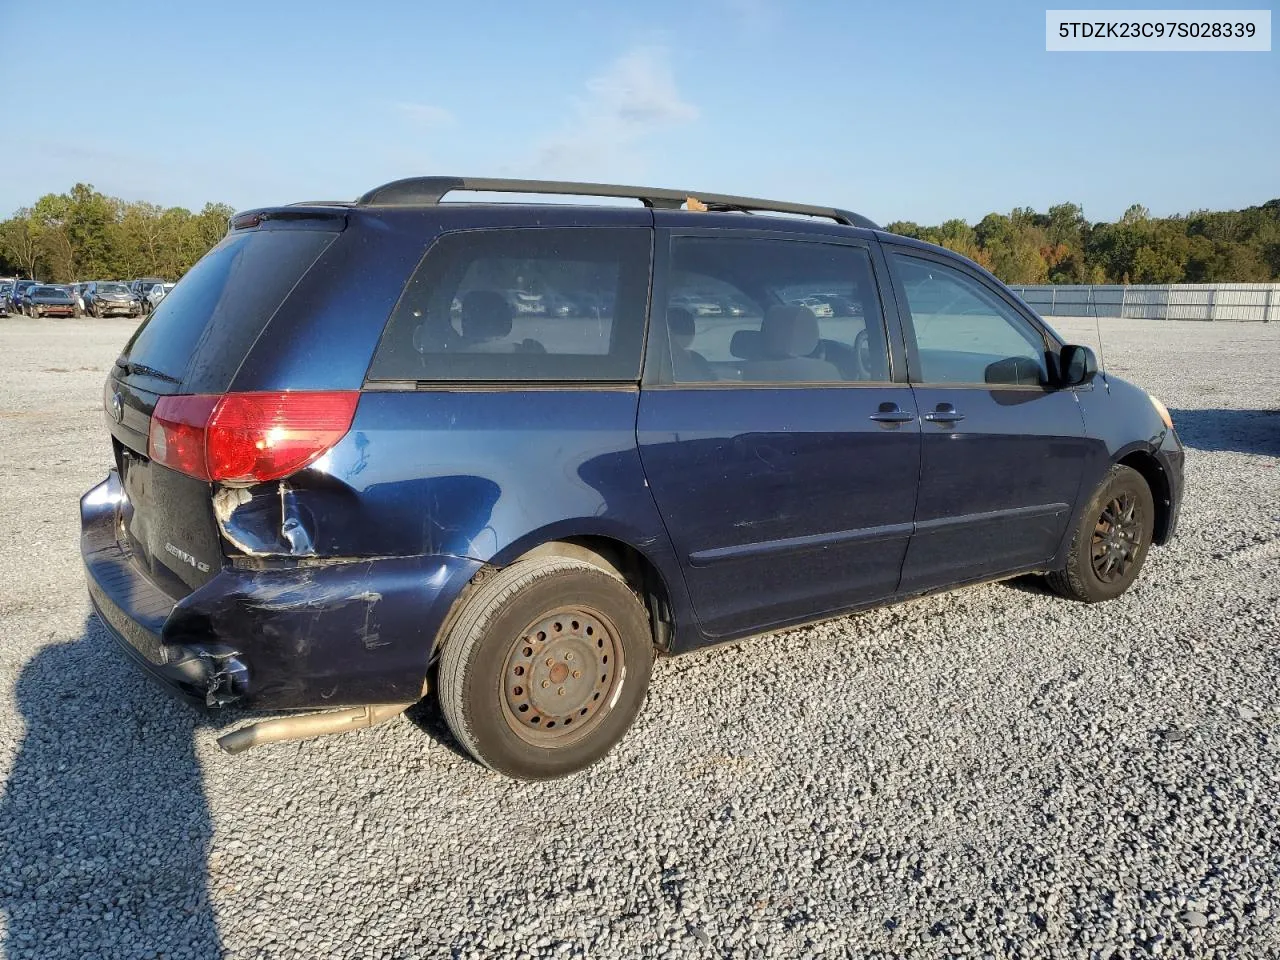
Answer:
[
  {"left": 163, "top": 554, "right": 480, "bottom": 709},
  {"left": 211, "top": 387, "right": 697, "bottom": 657}
]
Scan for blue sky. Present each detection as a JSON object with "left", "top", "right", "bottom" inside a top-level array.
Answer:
[{"left": 1, "top": 0, "right": 1276, "bottom": 225}]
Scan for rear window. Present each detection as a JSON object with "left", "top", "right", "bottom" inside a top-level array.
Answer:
[
  {"left": 368, "top": 227, "right": 651, "bottom": 382},
  {"left": 119, "top": 225, "right": 337, "bottom": 392}
]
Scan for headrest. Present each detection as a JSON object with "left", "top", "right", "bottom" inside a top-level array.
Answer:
[
  {"left": 461, "top": 290, "right": 513, "bottom": 342},
  {"left": 730, "top": 329, "right": 763, "bottom": 360},
  {"left": 760, "top": 304, "right": 819, "bottom": 358},
  {"left": 667, "top": 306, "right": 695, "bottom": 339}
]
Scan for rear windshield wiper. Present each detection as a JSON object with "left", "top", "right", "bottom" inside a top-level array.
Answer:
[{"left": 114, "top": 356, "right": 182, "bottom": 384}]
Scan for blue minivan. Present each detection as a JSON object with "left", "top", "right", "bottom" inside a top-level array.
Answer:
[{"left": 81, "top": 178, "right": 1184, "bottom": 779}]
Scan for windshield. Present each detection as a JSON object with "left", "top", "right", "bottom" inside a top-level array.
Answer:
[
  {"left": 32, "top": 286, "right": 63, "bottom": 297},
  {"left": 99, "top": 283, "right": 130, "bottom": 295}
]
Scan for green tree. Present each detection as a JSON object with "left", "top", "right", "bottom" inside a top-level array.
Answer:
[{"left": 0, "top": 212, "right": 42, "bottom": 278}]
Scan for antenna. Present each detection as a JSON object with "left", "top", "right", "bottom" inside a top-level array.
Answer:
[{"left": 1089, "top": 283, "right": 1107, "bottom": 382}]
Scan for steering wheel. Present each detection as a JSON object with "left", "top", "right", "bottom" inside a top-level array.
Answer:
[{"left": 853, "top": 329, "right": 873, "bottom": 380}]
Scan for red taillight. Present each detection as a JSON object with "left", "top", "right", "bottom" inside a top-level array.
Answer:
[
  {"left": 149, "top": 391, "right": 359, "bottom": 483},
  {"left": 149, "top": 395, "right": 220, "bottom": 480}
]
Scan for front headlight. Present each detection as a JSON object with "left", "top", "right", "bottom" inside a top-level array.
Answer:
[{"left": 1149, "top": 394, "right": 1173, "bottom": 430}]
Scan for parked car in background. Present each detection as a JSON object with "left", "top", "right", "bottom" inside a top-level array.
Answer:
[
  {"left": 83, "top": 281, "right": 143, "bottom": 318},
  {"left": 67, "top": 283, "right": 87, "bottom": 313},
  {"left": 0, "top": 282, "right": 13, "bottom": 316},
  {"left": 506, "top": 289, "right": 546, "bottom": 315},
  {"left": 130, "top": 277, "right": 166, "bottom": 301},
  {"left": 671, "top": 292, "right": 723, "bottom": 316},
  {"left": 144, "top": 282, "right": 176, "bottom": 311},
  {"left": 793, "top": 295, "right": 835, "bottom": 318},
  {"left": 81, "top": 176, "right": 1184, "bottom": 781},
  {"left": 10, "top": 280, "right": 40, "bottom": 315},
  {"left": 24, "top": 284, "right": 79, "bottom": 318}
]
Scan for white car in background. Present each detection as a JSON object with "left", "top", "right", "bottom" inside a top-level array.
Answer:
[{"left": 145, "top": 283, "right": 176, "bottom": 312}]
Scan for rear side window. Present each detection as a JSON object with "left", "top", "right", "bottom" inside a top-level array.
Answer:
[
  {"left": 658, "top": 236, "right": 890, "bottom": 384},
  {"left": 368, "top": 227, "right": 651, "bottom": 382},
  {"left": 120, "top": 225, "right": 338, "bottom": 393}
]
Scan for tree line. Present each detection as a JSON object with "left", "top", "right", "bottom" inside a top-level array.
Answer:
[
  {"left": 887, "top": 199, "right": 1280, "bottom": 285},
  {"left": 0, "top": 184, "right": 233, "bottom": 283},
  {"left": 1, "top": 184, "right": 1278, "bottom": 286}
]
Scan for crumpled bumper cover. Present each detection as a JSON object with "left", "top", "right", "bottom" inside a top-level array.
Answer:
[{"left": 81, "top": 472, "right": 481, "bottom": 711}]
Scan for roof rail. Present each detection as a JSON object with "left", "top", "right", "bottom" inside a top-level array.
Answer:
[{"left": 355, "top": 176, "right": 879, "bottom": 230}]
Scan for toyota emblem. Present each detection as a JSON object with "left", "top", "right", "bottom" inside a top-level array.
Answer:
[{"left": 110, "top": 391, "right": 124, "bottom": 423}]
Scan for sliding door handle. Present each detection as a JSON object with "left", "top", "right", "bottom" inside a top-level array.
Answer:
[
  {"left": 923, "top": 403, "right": 965, "bottom": 424},
  {"left": 869, "top": 402, "right": 916, "bottom": 425}
]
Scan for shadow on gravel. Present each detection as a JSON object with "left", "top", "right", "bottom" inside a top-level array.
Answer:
[
  {"left": 404, "top": 684, "right": 473, "bottom": 763},
  {"left": 1000, "top": 574, "right": 1055, "bottom": 596},
  {"left": 1169, "top": 407, "right": 1280, "bottom": 456},
  {"left": 0, "top": 616, "right": 222, "bottom": 959}
]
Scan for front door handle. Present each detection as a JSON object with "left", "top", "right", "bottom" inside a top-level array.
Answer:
[
  {"left": 869, "top": 402, "right": 916, "bottom": 425},
  {"left": 923, "top": 403, "right": 965, "bottom": 424}
]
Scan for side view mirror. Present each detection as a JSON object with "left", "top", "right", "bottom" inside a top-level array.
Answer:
[{"left": 1060, "top": 344, "right": 1098, "bottom": 387}]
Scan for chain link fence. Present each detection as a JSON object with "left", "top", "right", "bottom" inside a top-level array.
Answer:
[{"left": 1006, "top": 283, "right": 1280, "bottom": 322}]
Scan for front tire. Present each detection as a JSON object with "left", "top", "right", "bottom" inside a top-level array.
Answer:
[
  {"left": 438, "top": 557, "right": 653, "bottom": 779},
  {"left": 1047, "top": 464, "right": 1154, "bottom": 603}
]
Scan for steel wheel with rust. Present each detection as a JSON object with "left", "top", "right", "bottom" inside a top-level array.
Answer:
[
  {"left": 438, "top": 557, "right": 653, "bottom": 779},
  {"left": 1048, "top": 463, "right": 1154, "bottom": 603}
]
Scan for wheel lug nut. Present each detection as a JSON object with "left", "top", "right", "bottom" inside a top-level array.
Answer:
[
  {"left": 541, "top": 680, "right": 550, "bottom": 689},
  {"left": 572, "top": 670, "right": 582, "bottom": 679},
  {"left": 545, "top": 658, "right": 554, "bottom": 667},
  {"left": 565, "top": 652, "right": 574, "bottom": 661},
  {"left": 557, "top": 687, "right": 565, "bottom": 696}
]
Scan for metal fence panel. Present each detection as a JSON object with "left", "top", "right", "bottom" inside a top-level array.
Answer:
[{"left": 1005, "top": 283, "right": 1279, "bottom": 321}]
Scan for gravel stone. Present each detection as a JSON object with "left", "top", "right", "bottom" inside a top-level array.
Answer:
[{"left": 0, "top": 316, "right": 1277, "bottom": 959}]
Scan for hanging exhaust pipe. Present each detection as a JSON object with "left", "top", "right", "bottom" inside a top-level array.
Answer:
[{"left": 217, "top": 701, "right": 417, "bottom": 754}]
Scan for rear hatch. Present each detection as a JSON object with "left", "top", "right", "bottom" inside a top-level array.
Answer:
[{"left": 105, "top": 213, "right": 343, "bottom": 598}]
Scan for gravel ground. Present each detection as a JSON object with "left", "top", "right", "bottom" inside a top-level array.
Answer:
[{"left": 0, "top": 315, "right": 1277, "bottom": 960}]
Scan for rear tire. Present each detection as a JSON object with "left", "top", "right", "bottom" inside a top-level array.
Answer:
[
  {"left": 1047, "top": 464, "right": 1154, "bottom": 603},
  {"left": 438, "top": 557, "right": 653, "bottom": 779}
]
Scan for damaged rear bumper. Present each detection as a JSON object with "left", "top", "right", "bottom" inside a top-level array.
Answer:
[
  {"left": 81, "top": 471, "right": 481, "bottom": 711},
  {"left": 87, "top": 574, "right": 242, "bottom": 707}
]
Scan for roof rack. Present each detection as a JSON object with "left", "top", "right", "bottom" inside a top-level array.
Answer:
[{"left": 355, "top": 176, "right": 879, "bottom": 230}]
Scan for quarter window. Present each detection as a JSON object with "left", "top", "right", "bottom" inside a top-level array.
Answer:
[
  {"left": 660, "top": 236, "right": 890, "bottom": 384},
  {"left": 369, "top": 227, "right": 651, "bottom": 382},
  {"left": 891, "top": 253, "right": 1049, "bottom": 385}
]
